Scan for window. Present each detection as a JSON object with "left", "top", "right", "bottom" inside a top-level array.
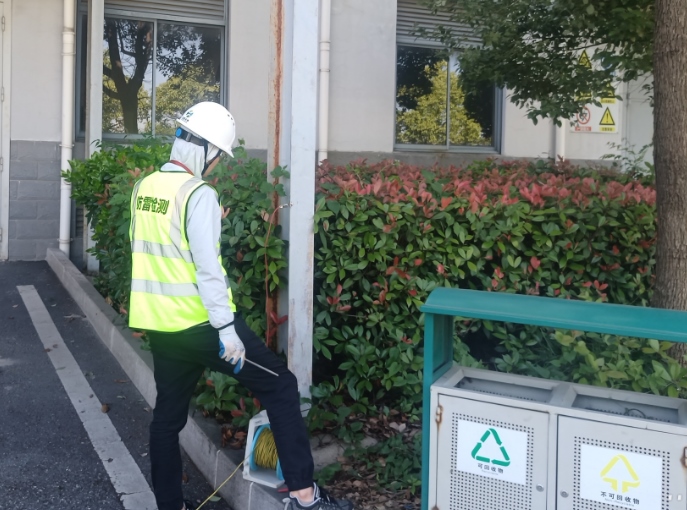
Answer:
[
  {"left": 77, "top": 5, "right": 224, "bottom": 138},
  {"left": 395, "top": 0, "right": 501, "bottom": 151}
]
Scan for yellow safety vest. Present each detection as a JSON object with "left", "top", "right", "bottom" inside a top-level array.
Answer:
[{"left": 128, "top": 170, "right": 236, "bottom": 332}]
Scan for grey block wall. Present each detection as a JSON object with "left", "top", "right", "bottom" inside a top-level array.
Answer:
[{"left": 8, "top": 141, "right": 61, "bottom": 260}]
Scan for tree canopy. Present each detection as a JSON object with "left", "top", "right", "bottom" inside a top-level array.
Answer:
[{"left": 421, "top": 0, "right": 654, "bottom": 122}]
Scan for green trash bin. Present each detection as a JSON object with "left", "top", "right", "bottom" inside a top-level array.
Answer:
[{"left": 421, "top": 288, "right": 687, "bottom": 510}]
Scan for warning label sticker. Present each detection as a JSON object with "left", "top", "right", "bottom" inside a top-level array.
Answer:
[
  {"left": 579, "top": 445, "right": 662, "bottom": 510},
  {"left": 571, "top": 50, "right": 619, "bottom": 134},
  {"left": 599, "top": 107, "right": 616, "bottom": 132},
  {"left": 572, "top": 99, "right": 619, "bottom": 134},
  {"left": 456, "top": 420, "right": 528, "bottom": 485},
  {"left": 579, "top": 50, "right": 592, "bottom": 69}
]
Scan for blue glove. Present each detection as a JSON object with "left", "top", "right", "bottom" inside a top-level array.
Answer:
[{"left": 218, "top": 325, "right": 246, "bottom": 374}]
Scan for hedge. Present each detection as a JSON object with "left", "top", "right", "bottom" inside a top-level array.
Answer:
[{"left": 310, "top": 159, "right": 687, "bottom": 424}]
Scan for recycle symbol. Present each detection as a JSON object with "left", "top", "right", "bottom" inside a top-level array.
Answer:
[{"left": 470, "top": 428, "right": 511, "bottom": 467}]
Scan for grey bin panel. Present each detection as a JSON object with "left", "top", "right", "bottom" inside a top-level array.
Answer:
[
  {"left": 572, "top": 394, "right": 680, "bottom": 424},
  {"left": 557, "top": 416, "right": 682, "bottom": 510},
  {"left": 435, "top": 395, "right": 549, "bottom": 510},
  {"left": 455, "top": 377, "right": 553, "bottom": 403}
]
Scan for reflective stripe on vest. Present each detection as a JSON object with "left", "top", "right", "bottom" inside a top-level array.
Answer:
[{"left": 128, "top": 170, "right": 236, "bottom": 332}]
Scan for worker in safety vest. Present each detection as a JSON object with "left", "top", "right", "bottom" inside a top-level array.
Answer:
[{"left": 129, "top": 102, "right": 354, "bottom": 510}]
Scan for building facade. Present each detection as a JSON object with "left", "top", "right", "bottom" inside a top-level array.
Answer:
[{"left": 0, "top": 0, "right": 654, "bottom": 262}]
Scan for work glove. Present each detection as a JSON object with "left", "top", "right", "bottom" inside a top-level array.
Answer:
[{"left": 218, "top": 325, "right": 246, "bottom": 374}]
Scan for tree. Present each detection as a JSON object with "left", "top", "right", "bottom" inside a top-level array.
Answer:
[
  {"left": 421, "top": 0, "right": 653, "bottom": 122},
  {"left": 155, "top": 68, "right": 220, "bottom": 136},
  {"left": 652, "top": 0, "right": 687, "bottom": 356},
  {"left": 102, "top": 52, "right": 152, "bottom": 134},
  {"left": 423, "top": 0, "right": 687, "bottom": 362},
  {"left": 396, "top": 62, "right": 489, "bottom": 145},
  {"left": 103, "top": 20, "right": 153, "bottom": 134}
]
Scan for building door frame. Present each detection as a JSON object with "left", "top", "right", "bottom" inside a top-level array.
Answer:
[{"left": 0, "top": 0, "right": 11, "bottom": 261}]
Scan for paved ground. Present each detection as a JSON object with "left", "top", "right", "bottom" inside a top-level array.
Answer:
[{"left": 0, "top": 261, "right": 233, "bottom": 510}]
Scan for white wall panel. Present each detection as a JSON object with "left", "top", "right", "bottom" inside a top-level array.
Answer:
[
  {"left": 12, "top": 0, "right": 63, "bottom": 141},
  {"left": 328, "top": 0, "right": 396, "bottom": 153},
  {"left": 228, "top": 0, "right": 270, "bottom": 150}
]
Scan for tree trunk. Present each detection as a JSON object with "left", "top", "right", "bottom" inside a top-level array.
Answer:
[
  {"left": 652, "top": 0, "right": 687, "bottom": 362},
  {"left": 122, "top": 90, "right": 140, "bottom": 134}
]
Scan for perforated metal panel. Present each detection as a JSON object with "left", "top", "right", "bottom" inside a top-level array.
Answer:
[
  {"left": 434, "top": 395, "right": 549, "bottom": 510},
  {"left": 396, "top": 0, "right": 481, "bottom": 47},
  {"left": 557, "top": 417, "right": 684, "bottom": 510}
]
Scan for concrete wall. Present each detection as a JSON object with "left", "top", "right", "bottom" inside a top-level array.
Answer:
[
  {"left": 11, "top": 0, "right": 62, "bottom": 141},
  {"left": 501, "top": 93, "right": 555, "bottom": 160},
  {"left": 500, "top": 81, "right": 653, "bottom": 164},
  {"left": 228, "top": 0, "right": 270, "bottom": 150},
  {"left": 328, "top": 0, "right": 397, "bottom": 153},
  {"left": 625, "top": 77, "right": 654, "bottom": 162},
  {"left": 8, "top": 0, "right": 64, "bottom": 260},
  {"left": 224, "top": 1, "right": 654, "bottom": 165},
  {"left": 226, "top": 0, "right": 398, "bottom": 154},
  {"left": 8, "top": 142, "right": 61, "bottom": 260}
]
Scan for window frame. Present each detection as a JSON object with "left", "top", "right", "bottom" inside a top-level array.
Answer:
[
  {"left": 75, "top": 5, "right": 227, "bottom": 141},
  {"left": 393, "top": 40, "right": 503, "bottom": 154}
]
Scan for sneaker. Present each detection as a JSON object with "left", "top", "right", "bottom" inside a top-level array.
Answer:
[
  {"left": 284, "top": 484, "right": 354, "bottom": 510},
  {"left": 182, "top": 500, "right": 197, "bottom": 510}
]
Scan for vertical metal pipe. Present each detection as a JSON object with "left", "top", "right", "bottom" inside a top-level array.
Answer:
[
  {"left": 317, "top": 0, "right": 331, "bottom": 164},
  {"left": 269, "top": 0, "right": 295, "bottom": 356},
  {"left": 287, "top": 0, "right": 319, "bottom": 399},
  {"left": 59, "top": 0, "right": 77, "bottom": 256},
  {"left": 554, "top": 123, "right": 566, "bottom": 162},
  {"left": 85, "top": 0, "right": 104, "bottom": 271}
]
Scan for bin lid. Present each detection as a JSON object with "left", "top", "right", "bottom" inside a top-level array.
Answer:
[{"left": 421, "top": 288, "right": 687, "bottom": 343}]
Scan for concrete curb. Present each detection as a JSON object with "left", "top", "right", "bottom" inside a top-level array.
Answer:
[{"left": 47, "top": 248, "right": 285, "bottom": 510}]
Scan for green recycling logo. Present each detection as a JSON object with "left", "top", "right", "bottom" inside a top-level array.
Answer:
[{"left": 470, "top": 428, "right": 511, "bottom": 467}]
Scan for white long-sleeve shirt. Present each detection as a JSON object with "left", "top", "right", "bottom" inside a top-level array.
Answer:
[{"left": 185, "top": 184, "right": 235, "bottom": 330}]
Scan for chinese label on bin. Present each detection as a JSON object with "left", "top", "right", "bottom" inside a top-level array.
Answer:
[
  {"left": 455, "top": 420, "right": 528, "bottom": 485},
  {"left": 579, "top": 444, "right": 662, "bottom": 509}
]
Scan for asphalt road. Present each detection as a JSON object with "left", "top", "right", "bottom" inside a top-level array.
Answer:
[{"left": 0, "top": 261, "right": 233, "bottom": 510}]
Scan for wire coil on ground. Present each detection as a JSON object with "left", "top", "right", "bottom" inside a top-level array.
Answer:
[{"left": 252, "top": 427, "right": 279, "bottom": 470}]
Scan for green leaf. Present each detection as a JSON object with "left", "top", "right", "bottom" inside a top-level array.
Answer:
[
  {"left": 652, "top": 361, "right": 672, "bottom": 382},
  {"left": 327, "top": 200, "right": 341, "bottom": 214}
]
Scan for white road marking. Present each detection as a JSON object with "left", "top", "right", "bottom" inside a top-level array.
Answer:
[{"left": 17, "top": 285, "right": 157, "bottom": 510}]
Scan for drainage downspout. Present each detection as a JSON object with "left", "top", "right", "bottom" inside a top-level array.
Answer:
[
  {"left": 317, "top": 0, "right": 331, "bottom": 164},
  {"left": 554, "top": 121, "right": 566, "bottom": 162},
  {"left": 59, "top": 0, "right": 76, "bottom": 256}
]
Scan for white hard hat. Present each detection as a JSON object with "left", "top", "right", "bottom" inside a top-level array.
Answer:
[{"left": 176, "top": 102, "right": 236, "bottom": 157}]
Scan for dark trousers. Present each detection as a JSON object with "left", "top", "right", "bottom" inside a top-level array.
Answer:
[{"left": 148, "top": 316, "right": 314, "bottom": 510}]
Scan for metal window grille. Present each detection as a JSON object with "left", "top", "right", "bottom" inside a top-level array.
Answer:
[
  {"left": 79, "top": 0, "right": 225, "bottom": 25},
  {"left": 396, "top": 0, "right": 480, "bottom": 48}
]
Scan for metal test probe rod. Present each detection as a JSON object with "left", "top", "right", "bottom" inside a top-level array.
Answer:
[{"left": 245, "top": 358, "right": 279, "bottom": 377}]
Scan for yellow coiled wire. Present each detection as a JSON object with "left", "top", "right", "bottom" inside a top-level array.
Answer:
[{"left": 253, "top": 428, "right": 279, "bottom": 470}]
